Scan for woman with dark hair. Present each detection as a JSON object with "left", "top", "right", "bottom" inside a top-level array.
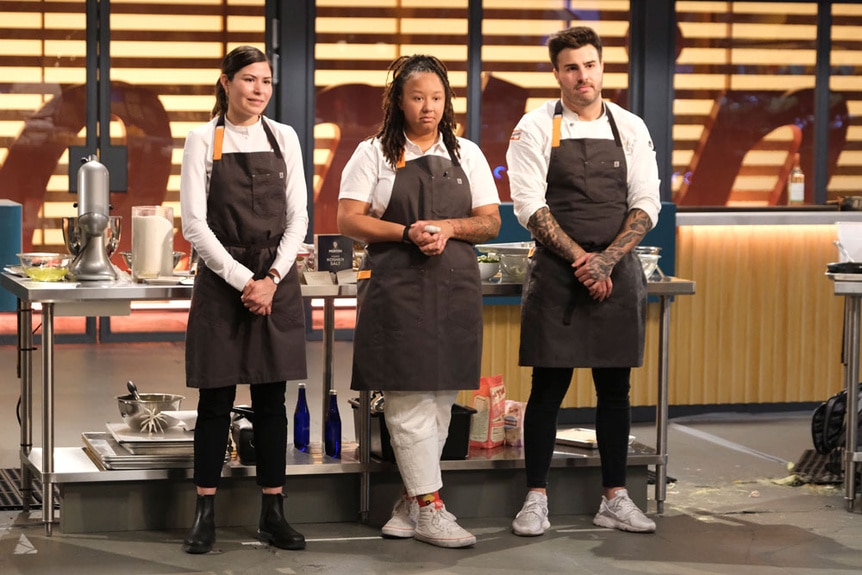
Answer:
[
  {"left": 179, "top": 45, "right": 309, "bottom": 554},
  {"left": 337, "top": 54, "right": 501, "bottom": 548}
]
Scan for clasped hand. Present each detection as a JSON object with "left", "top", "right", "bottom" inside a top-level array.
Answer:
[
  {"left": 573, "top": 252, "right": 614, "bottom": 302},
  {"left": 409, "top": 219, "right": 450, "bottom": 256},
  {"left": 241, "top": 277, "right": 276, "bottom": 316}
]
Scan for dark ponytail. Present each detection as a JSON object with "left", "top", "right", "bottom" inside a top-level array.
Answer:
[{"left": 212, "top": 45, "right": 270, "bottom": 118}]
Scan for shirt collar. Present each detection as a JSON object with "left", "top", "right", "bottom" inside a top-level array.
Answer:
[{"left": 403, "top": 131, "right": 446, "bottom": 156}]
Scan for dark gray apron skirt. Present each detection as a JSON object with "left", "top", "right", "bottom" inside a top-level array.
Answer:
[
  {"left": 351, "top": 148, "right": 482, "bottom": 392},
  {"left": 186, "top": 116, "right": 307, "bottom": 389},
  {"left": 519, "top": 101, "right": 646, "bottom": 368}
]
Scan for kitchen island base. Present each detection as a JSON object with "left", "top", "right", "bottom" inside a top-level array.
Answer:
[{"left": 26, "top": 443, "right": 654, "bottom": 534}]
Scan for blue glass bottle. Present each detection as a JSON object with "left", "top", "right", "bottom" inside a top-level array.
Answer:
[
  {"left": 293, "top": 383, "right": 310, "bottom": 452},
  {"left": 324, "top": 389, "right": 341, "bottom": 458}
]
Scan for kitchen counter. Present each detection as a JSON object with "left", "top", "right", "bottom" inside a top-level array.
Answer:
[
  {"left": 677, "top": 208, "right": 862, "bottom": 226},
  {"left": 2, "top": 271, "right": 694, "bottom": 533}
]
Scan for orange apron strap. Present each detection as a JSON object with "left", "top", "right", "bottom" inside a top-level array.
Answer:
[
  {"left": 357, "top": 270, "right": 371, "bottom": 280},
  {"left": 551, "top": 114, "right": 562, "bottom": 149},
  {"left": 396, "top": 150, "right": 405, "bottom": 169},
  {"left": 213, "top": 125, "right": 225, "bottom": 161}
]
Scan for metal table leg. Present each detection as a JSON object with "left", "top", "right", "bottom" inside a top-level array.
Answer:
[
  {"left": 358, "top": 389, "right": 370, "bottom": 523},
  {"left": 318, "top": 294, "right": 371, "bottom": 522},
  {"left": 321, "top": 296, "right": 335, "bottom": 439},
  {"left": 42, "top": 302, "right": 55, "bottom": 535},
  {"left": 655, "top": 294, "right": 671, "bottom": 514},
  {"left": 17, "top": 300, "right": 34, "bottom": 512},
  {"left": 843, "top": 295, "right": 860, "bottom": 511}
]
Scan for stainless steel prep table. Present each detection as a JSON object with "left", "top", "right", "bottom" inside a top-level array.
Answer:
[
  {"left": 2, "top": 271, "right": 694, "bottom": 533},
  {"left": 829, "top": 276, "right": 862, "bottom": 511},
  {"left": 0, "top": 271, "right": 352, "bottom": 535}
]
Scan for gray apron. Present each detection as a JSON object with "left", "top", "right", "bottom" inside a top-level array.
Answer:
[
  {"left": 185, "top": 116, "right": 307, "bottom": 388},
  {"left": 351, "top": 146, "right": 482, "bottom": 391},
  {"left": 519, "top": 101, "right": 646, "bottom": 368}
]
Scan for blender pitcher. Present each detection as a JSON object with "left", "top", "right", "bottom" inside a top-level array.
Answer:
[{"left": 131, "top": 205, "right": 174, "bottom": 281}]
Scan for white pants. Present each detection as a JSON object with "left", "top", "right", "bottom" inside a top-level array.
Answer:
[{"left": 383, "top": 390, "right": 458, "bottom": 497}]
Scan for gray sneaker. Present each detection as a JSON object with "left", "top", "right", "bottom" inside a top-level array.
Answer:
[
  {"left": 381, "top": 495, "right": 420, "bottom": 538},
  {"left": 592, "top": 489, "right": 656, "bottom": 533},
  {"left": 414, "top": 504, "right": 476, "bottom": 548},
  {"left": 512, "top": 491, "right": 550, "bottom": 536}
]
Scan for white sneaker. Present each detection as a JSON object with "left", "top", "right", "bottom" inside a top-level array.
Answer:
[
  {"left": 512, "top": 491, "right": 550, "bottom": 536},
  {"left": 381, "top": 494, "right": 420, "bottom": 538},
  {"left": 592, "top": 489, "right": 656, "bottom": 533},
  {"left": 414, "top": 504, "right": 477, "bottom": 548}
]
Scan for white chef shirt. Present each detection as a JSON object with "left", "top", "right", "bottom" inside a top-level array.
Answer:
[
  {"left": 339, "top": 133, "right": 500, "bottom": 215},
  {"left": 506, "top": 99, "right": 661, "bottom": 231},
  {"left": 180, "top": 116, "right": 309, "bottom": 292}
]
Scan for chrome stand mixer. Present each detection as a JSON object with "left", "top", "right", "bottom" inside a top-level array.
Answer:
[{"left": 68, "top": 155, "right": 118, "bottom": 281}]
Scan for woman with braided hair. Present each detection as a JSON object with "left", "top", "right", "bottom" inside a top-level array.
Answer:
[{"left": 338, "top": 54, "right": 500, "bottom": 548}]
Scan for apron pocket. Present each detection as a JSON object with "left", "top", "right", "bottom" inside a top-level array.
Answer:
[{"left": 251, "top": 172, "right": 284, "bottom": 216}]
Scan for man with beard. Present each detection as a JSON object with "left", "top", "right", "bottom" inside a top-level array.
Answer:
[{"left": 506, "top": 26, "right": 662, "bottom": 536}]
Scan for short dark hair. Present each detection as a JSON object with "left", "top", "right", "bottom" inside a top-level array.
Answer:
[
  {"left": 212, "top": 45, "right": 271, "bottom": 118},
  {"left": 547, "top": 26, "right": 603, "bottom": 70}
]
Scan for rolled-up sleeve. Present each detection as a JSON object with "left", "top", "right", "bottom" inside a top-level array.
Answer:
[
  {"left": 623, "top": 115, "right": 662, "bottom": 230},
  {"left": 506, "top": 114, "right": 551, "bottom": 229}
]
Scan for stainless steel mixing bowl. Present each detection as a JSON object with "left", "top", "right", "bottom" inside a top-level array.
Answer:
[
  {"left": 119, "top": 250, "right": 185, "bottom": 271},
  {"left": 63, "top": 215, "right": 122, "bottom": 257},
  {"left": 117, "top": 393, "right": 184, "bottom": 433}
]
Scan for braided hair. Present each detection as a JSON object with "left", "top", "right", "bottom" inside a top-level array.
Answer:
[
  {"left": 376, "top": 54, "right": 460, "bottom": 169},
  {"left": 212, "top": 45, "right": 270, "bottom": 118}
]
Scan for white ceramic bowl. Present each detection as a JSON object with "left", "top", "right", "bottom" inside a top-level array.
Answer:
[{"left": 478, "top": 260, "right": 500, "bottom": 281}]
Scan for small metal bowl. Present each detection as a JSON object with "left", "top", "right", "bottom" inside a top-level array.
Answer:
[
  {"left": 634, "top": 246, "right": 662, "bottom": 280},
  {"left": 478, "top": 260, "right": 500, "bottom": 281},
  {"left": 500, "top": 253, "right": 528, "bottom": 281},
  {"left": 17, "top": 252, "right": 73, "bottom": 282},
  {"left": 117, "top": 393, "right": 185, "bottom": 433},
  {"left": 119, "top": 251, "right": 185, "bottom": 270}
]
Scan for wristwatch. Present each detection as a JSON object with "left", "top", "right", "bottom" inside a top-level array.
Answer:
[{"left": 266, "top": 271, "right": 280, "bottom": 285}]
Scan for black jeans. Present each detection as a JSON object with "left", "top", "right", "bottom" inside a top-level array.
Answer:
[
  {"left": 193, "top": 381, "right": 287, "bottom": 489},
  {"left": 524, "top": 367, "right": 631, "bottom": 489}
]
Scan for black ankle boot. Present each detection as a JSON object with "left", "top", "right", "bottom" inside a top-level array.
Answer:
[
  {"left": 258, "top": 493, "right": 305, "bottom": 550},
  {"left": 182, "top": 494, "right": 215, "bottom": 554}
]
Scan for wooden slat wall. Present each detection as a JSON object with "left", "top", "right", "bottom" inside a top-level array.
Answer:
[
  {"left": 469, "top": 223, "right": 850, "bottom": 408},
  {"left": 673, "top": 224, "right": 846, "bottom": 405}
]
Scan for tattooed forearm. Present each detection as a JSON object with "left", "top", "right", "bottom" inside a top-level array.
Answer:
[
  {"left": 527, "top": 207, "right": 585, "bottom": 262},
  {"left": 448, "top": 214, "right": 501, "bottom": 244},
  {"left": 602, "top": 209, "right": 652, "bottom": 264}
]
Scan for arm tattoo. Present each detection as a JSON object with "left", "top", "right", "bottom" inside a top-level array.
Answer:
[
  {"left": 602, "top": 209, "right": 652, "bottom": 266},
  {"left": 527, "top": 207, "right": 585, "bottom": 263},
  {"left": 448, "top": 214, "right": 501, "bottom": 244}
]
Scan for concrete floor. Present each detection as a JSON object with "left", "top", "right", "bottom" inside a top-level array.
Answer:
[{"left": 1, "top": 340, "right": 861, "bottom": 574}]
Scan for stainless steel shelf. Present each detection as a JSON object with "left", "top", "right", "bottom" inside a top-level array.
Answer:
[
  {"left": 25, "top": 441, "right": 660, "bottom": 484},
  {"left": 3, "top": 269, "right": 693, "bottom": 533}
]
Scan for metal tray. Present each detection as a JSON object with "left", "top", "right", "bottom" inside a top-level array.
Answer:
[
  {"left": 475, "top": 241, "right": 535, "bottom": 255},
  {"left": 555, "top": 427, "right": 635, "bottom": 449},
  {"left": 82, "top": 432, "right": 196, "bottom": 470},
  {"left": 827, "top": 272, "right": 862, "bottom": 282}
]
